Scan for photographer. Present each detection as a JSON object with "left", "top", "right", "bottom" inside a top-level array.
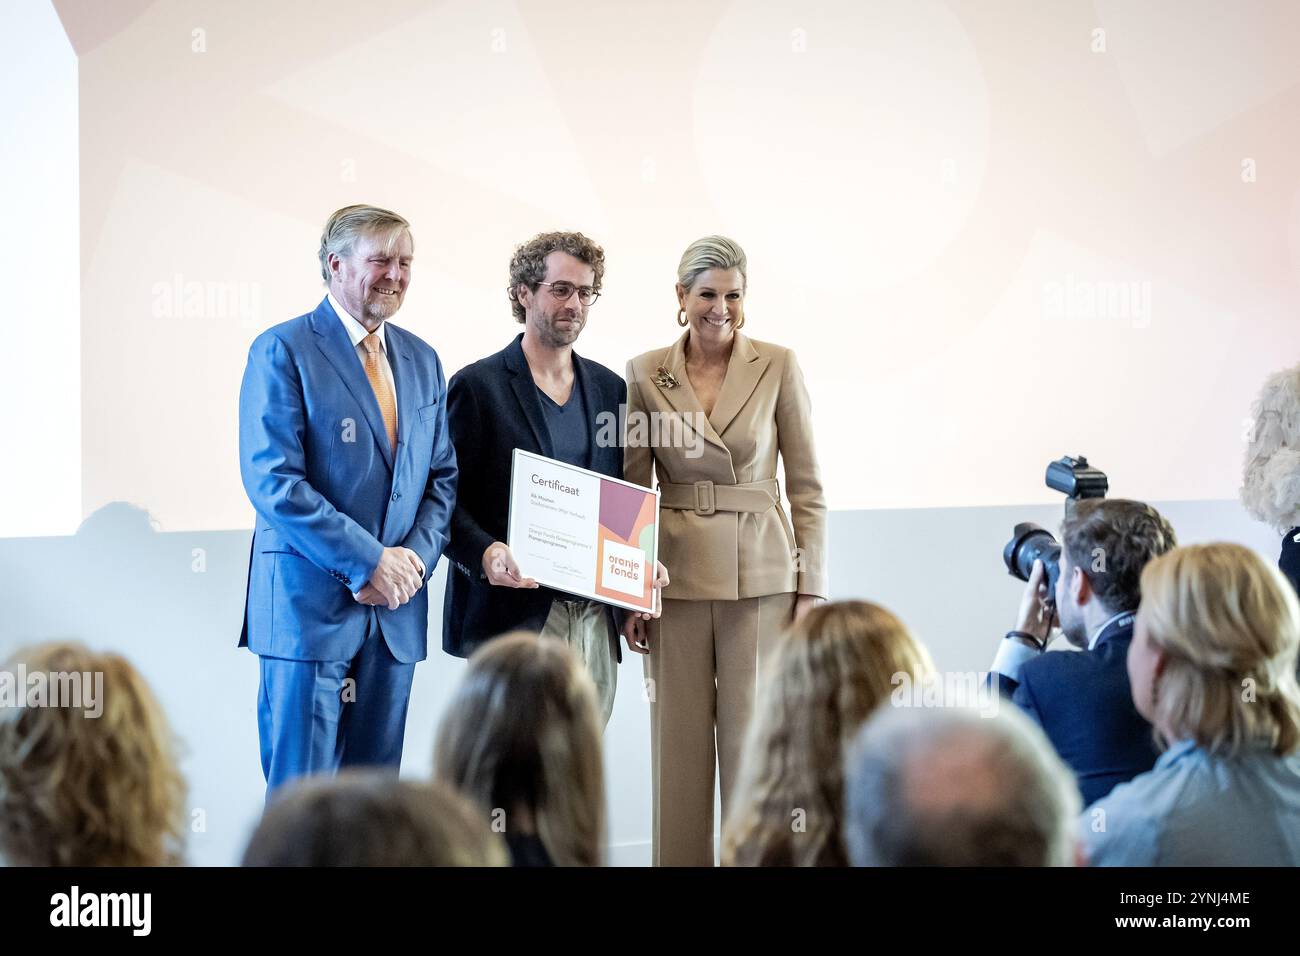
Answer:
[{"left": 990, "top": 499, "right": 1176, "bottom": 806}]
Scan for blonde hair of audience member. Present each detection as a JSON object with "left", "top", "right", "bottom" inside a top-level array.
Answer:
[
  {"left": 0, "top": 643, "right": 186, "bottom": 866},
  {"left": 722, "top": 601, "right": 935, "bottom": 866},
  {"left": 434, "top": 633, "right": 605, "bottom": 866},
  {"left": 1131, "top": 543, "right": 1300, "bottom": 757},
  {"left": 242, "top": 773, "right": 508, "bottom": 866}
]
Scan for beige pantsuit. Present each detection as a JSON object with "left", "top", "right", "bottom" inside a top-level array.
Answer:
[
  {"left": 646, "top": 593, "right": 795, "bottom": 865},
  {"left": 625, "top": 331, "right": 827, "bottom": 867}
]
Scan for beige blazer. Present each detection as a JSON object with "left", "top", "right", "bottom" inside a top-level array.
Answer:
[{"left": 625, "top": 331, "right": 828, "bottom": 602}]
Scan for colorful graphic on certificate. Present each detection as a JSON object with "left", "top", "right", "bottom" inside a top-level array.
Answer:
[{"left": 507, "top": 449, "right": 660, "bottom": 614}]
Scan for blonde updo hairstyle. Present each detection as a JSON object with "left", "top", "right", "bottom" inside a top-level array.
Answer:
[
  {"left": 1138, "top": 543, "right": 1300, "bottom": 757},
  {"left": 677, "top": 235, "right": 748, "bottom": 330}
]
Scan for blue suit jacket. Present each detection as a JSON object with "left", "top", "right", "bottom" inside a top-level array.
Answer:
[
  {"left": 238, "top": 297, "right": 457, "bottom": 664},
  {"left": 442, "top": 334, "right": 627, "bottom": 659},
  {"left": 998, "top": 615, "right": 1160, "bottom": 806}
]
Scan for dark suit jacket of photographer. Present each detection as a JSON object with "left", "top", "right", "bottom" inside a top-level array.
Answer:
[{"left": 997, "top": 614, "right": 1160, "bottom": 807}]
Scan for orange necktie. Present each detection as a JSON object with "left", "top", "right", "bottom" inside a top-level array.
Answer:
[{"left": 361, "top": 333, "right": 397, "bottom": 451}]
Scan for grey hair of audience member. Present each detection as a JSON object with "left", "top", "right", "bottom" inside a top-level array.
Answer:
[{"left": 843, "top": 704, "right": 1080, "bottom": 866}]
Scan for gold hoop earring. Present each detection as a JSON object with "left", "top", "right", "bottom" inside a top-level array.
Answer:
[{"left": 677, "top": 308, "right": 688, "bottom": 327}]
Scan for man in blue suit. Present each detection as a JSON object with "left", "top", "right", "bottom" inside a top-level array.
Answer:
[
  {"left": 990, "top": 499, "right": 1176, "bottom": 807},
  {"left": 239, "top": 204, "right": 456, "bottom": 794}
]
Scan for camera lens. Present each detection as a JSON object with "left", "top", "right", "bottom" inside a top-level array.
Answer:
[{"left": 1003, "top": 522, "right": 1061, "bottom": 598}]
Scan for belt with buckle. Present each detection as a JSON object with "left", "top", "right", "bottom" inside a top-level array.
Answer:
[{"left": 656, "top": 478, "right": 779, "bottom": 516}]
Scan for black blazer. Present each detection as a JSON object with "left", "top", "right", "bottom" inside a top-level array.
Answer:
[
  {"left": 998, "top": 614, "right": 1160, "bottom": 807},
  {"left": 1280, "top": 528, "right": 1300, "bottom": 600},
  {"left": 442, "top": 334, "right": 628, "bottom": 659}
]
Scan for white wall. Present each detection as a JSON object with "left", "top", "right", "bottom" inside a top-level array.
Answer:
[{"left": 0, "top": 0, "right": 80, "bottom": 537}]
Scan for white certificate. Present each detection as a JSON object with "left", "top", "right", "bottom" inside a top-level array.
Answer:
[{"left": 507, "top": 449, "right": 660, "bottom": 614}]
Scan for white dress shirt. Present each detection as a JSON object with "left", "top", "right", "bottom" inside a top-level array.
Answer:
[
  {"left": 327, "top": 291, "right": 398, "bottom": 433},
  {"left": 325, "top": 292, "right": 423, "bottom": 581}
]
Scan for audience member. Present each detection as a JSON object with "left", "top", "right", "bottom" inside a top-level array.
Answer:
[
  {"left": 1241, "top": 362, "right": 1300, "bottom": 600},
  {"left": 723, "top": 601, "right": 933, "bottom": 866},
  {"left": 991, "top": 498, "right": 1175, "bottom": 804},
  {"left": 844, "top": 704, "right": 1080, "bottom": 866},
  {"left": 0, "top": 642, "right": 186, "bottom": 866},
  {"left": 435, "top": 633, "right": 604, "bottom": 866},
  {"left": 241, "top": 772, "right": 507, "bottom": 866},
  {"left": 1081, "top": 543, "right": 1300, "bottom": 865}
]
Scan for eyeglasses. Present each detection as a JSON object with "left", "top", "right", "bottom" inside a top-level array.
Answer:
[{"left": 536, "top": 280, "right": 600, "bottom": 306}]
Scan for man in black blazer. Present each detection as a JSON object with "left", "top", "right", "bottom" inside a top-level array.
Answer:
[
  {"left": 443, "top": 232, "right": 662, "bottom": 726},
  {"left": 990, "top": 499, "right": 1176, "bottom": 807}
]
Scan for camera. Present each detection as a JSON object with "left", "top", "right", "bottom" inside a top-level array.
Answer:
[{"left": 1002, "top": 456, "right": 1109, "bottom": 599}]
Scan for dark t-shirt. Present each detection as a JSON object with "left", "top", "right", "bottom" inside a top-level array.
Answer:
[{"left": 536, "top": 370, "right": 591, "bottom": 470}]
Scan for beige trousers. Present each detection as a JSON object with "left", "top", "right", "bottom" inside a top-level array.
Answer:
[
  {"left": 645, "top": 593, "right": 795, "bottom": 866},
  {"left": 540, "top": 598, "right": 618, "bottom": 728}
]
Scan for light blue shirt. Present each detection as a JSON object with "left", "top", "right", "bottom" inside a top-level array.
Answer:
[{"left": 1079, "top": 739, "right": 1300, "bottom": 865}]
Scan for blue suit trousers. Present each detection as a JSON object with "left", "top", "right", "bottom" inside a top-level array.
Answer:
[{"left": 256, "top": 618, "right": 415, "bottom": 797}]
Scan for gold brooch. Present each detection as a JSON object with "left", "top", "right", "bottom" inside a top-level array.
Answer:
[{"left": 652, "top": 366, "right": 680, "bottom": 389}]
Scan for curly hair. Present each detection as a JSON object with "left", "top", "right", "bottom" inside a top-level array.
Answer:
[
  {"left": 0, "top": 643, "right": 186, "bottom": 866},
  {"left": 722, "top": 601, "right": 934, "bottom": 867},
  {"left": 1241, "top": 363, "right": 1300, "bottom": 534},
  {"left": 506, "top": 231, "right": 606, "bottom": 322},
  {"left": 1060, "top": 498, "right": 1177, "bottom": 614}
]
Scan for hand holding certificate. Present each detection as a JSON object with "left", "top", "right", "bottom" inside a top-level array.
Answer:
[{"left": 507, "top": 449, "right": 661, "bottom": 615}]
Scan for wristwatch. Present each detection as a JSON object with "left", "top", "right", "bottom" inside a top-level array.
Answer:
[{"left": 1005, "top": 630, "right": 1047, "bottom": 652}]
